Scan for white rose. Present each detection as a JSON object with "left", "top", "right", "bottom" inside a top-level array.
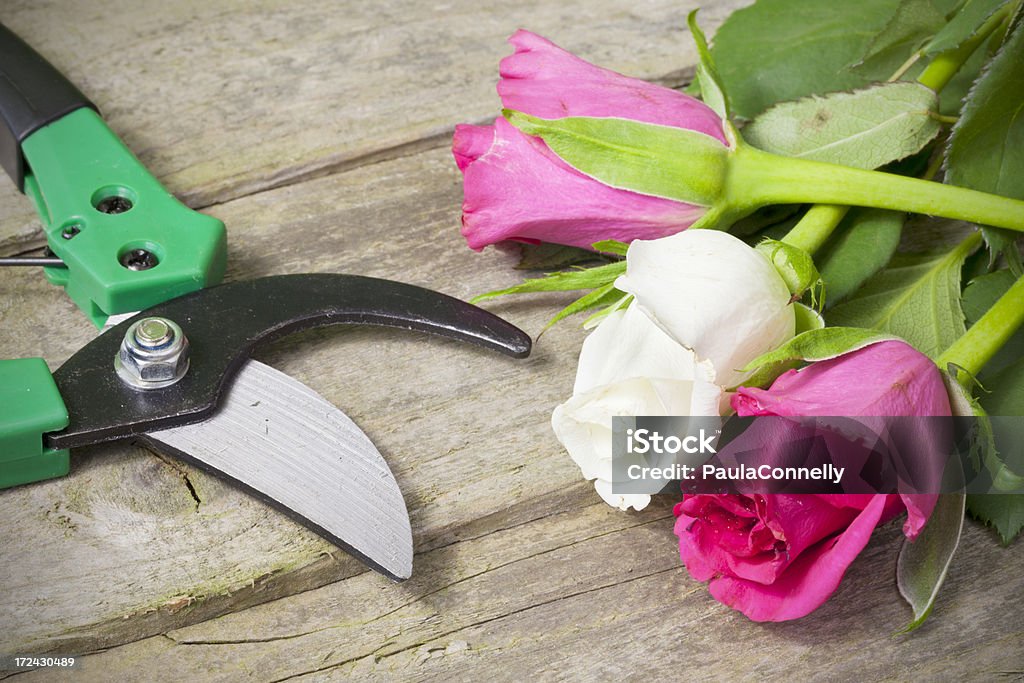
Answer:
[
  {"left": 552, "top": 230, "right": 796, "bottom": 510},
  {"left": 616, "top": 229, "right": 796, "bottom": 388}
]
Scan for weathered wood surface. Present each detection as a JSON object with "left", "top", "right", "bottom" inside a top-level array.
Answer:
[
  {"left": 0, "top": 0, "right": 751, "bottom": 658},
  {"left": 15, "top": 501, "right": 1024, "bottom": 682},
  {"left": 0, "top": 130, "right": 594, "bottom": 656},
  {"left": 0, "top": 0, "right": 1021, "bottom": 680},
  {"left": 0, "top": 0, "right": 738, "bottom": 253}
]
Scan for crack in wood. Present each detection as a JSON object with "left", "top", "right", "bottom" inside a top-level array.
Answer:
[
  {"left": 170, "top": 512, "right": 674, "bottom": 647},
  {"left": 416, "top": 493, "right": 600, "bottom": 554},
  {"left": 266, "top": 566, "right": 681, "bottom": 682},
  {"left": 151, "top": 452, "right": 202, "bottom": 512}
]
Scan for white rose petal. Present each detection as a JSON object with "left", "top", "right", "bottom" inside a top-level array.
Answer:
[
  {"left": 593, "top": 479, "right": 651, "bottom": 512},
  {"left": 615, "top": 230, "right": 795, "bottom": 387},
  {"left": 551, "top": 303, "right": 721, "bottom": 511}
]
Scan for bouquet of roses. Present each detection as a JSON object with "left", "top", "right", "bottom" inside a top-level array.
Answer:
[{"left": 453, "top": 0, "right": 1024, "bottom": 627}]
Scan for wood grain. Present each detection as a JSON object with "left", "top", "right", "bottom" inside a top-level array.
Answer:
[
  {"left": 0, "top": 1, "right": 1021, "bottom": 679},
  {"left": 0, "top": 0, "right": 754, "bottom": 655},
  {"left": 15, "top": 500, "right": 1024, "bottom": 681},
  {"left": 0, "top": 143, "right": 592, "bottom": 656},
  {"left": 0, "top": 0, "right": 742, "bottom": 253}
]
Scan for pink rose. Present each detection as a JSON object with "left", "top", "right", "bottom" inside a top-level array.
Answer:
[
  {"left": 453, "top": 30, "right": 728, "bottom": 250},
  {"left": 731, "top": 341, "right": 952, "bottom": 420},
  {"left": 674, "top": 341, "right": 952, "bottom": 621}
]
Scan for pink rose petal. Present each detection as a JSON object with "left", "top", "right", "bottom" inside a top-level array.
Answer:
[
  {"left": 457, "top": 118, "right": 706, "bottom": 250},
  {"left": 705, "top": 495, "right": 890, "bottom": 621},
  {"left": 452, "top": 29, "right": 727, "bottom": 250},
  {"left": 678, "top": 341, "right": 953, "bottom": 622},
  {"left": 499, "top": 30, "right": 727, "bottom": 145}
]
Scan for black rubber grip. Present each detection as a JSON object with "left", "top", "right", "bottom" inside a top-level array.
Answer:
[{"left": 0, "top": 23, "right": 96, "bottom": 191}]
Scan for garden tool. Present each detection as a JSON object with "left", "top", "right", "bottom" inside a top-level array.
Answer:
[{"left": 0, "top": 23, "right": 530, "bottom": 580}]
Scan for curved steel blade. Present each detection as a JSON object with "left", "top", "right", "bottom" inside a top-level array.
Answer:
[{"left": 139, "top": 360, "right": 413, "bottom": 581}]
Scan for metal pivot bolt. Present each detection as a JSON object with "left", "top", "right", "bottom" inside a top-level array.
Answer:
[{"left": 115, "top": 317, "right": 190, "bottom": 389}]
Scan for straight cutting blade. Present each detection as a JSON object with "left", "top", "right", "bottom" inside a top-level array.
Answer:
[{"left": 139, "top": 359, "right": 413, "bottom": 580}]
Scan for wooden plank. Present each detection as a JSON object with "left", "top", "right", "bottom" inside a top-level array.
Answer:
[
  {"left": 16, "top": 500, "right": 1023, "bottom": 681},
  {"left": 0, "top": 0, "right": 748, "bottom": 254}
]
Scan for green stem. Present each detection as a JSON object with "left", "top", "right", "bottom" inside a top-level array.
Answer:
[
  {"left": 936, "top": 272, "right": 1024, "bottom": 377},
  {"left": 731, "top": 144, "right": 1024, "bottom": 232},
  {"left": 780, "top": 205, "right": 849, "bottom": 254},
  {"left": 917, "top": 5, "right": 1013, "bottom": 92},
  {"left": 779, "top": 6, "right": 1009, "bottom": 253}
]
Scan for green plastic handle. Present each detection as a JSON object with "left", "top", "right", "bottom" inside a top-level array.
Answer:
[
  {"left": 0, "top": 358, "right": 70, "bottom": 488},
  {"left": 21, "top": 108, "right": 227, "bottom": 327}
]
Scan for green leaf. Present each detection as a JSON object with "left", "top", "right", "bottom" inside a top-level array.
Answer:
[
  {"left": 687, "top": 11, "right": 731, "bottom": 119},
  {"left": 945, "top": 370, "right": 1023, "bottom": 489},
  {"left": 981, "top": 354, "right": 1024, "bottom": 415},
  {"left": 961, "top": 270, "right": 1024, "bottom": 377},
  {"left": 708, "top": 0, "right": 904, "bottom": 118},
  {"left": 826, "top": 233, "right": 982, "bottom": 358},
  {"left": 470, "top": 260, "right": 626, "bottom": 303},
  {"left": 962, "top": 239, "right": 995, "bottom": 283},
  {"left": 852, "top": 0, "right": 947, "bottom": 76},
  {"left": 946, "top": 7, "right": 1024, "bottom": 261},
  {"left": 967, "top": 493, "right": 1024, "bottom": 544},
  {"left": 946, "top": 363, "right": 1024, "bottom": 543},
  {"left": 515, "top": 243, "right": 604, "bottom": 270},
  {"left": 743, "top": 82, "right": 941, "bottom": 169},
  {"left": 962, "top": 270, "right": 1016, "bottom": 319},
  {"left": 590, "top": 240, "right": 629, "bottom": 256},
  {"left": 542, "top": 282, "right": 622, "bottom": 331},
  {"left": 738, "top": 327, "right": 898, "bottom": 389},
  {"left": 504, "top": 111, "right": 728, "bottom": 206},
  {"left": 975, "top": 228, "right": 1020, "bottom": 270},
  {"left": 794, "top": 302, "right": 826, "bottom": 333},
  {"left": 818, "top": 208, "right": 904, "bottom": 307},
  {"left": 897, "top": 492, "right": 965, "bottom": 632},
  {"left": 923, "top": 0, "right": 1011, "bottom": 55},
  {"left": 972, "top": 357, "right": 1024, "bottom": 542},
  {"left": 582, "top": 293, "right": 632, "bottom": 329}
]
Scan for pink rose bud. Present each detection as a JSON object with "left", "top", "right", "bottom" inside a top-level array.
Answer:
[
  {"left": 453, "top": 30, "right": 728, "bottom": 250},
  {"left": 731, "top": 340, "right": 952, "bottom": 419},
  {"left": 675, "top": 341, "right": 952, "bottom": 621}
]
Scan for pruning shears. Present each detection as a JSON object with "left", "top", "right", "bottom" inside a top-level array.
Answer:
[{"left": 0, "top": 23, "right": 530, "bottom": 580}]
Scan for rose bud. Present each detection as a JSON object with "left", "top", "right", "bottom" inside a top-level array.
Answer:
[{"left": 453, "top": 30, "right": 728, "bottom": 250}]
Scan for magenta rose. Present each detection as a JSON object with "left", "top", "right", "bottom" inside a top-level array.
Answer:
[
  {"left": 674, "top": 341, "right": 952, "bottom": 621},
  {"left": 453, "top": 30, "right": 728, "bottom": 250}
]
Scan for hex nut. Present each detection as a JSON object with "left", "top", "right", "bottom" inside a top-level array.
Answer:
[{"left": 115, "top": 318, "right": 190, "bottom": 390}]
